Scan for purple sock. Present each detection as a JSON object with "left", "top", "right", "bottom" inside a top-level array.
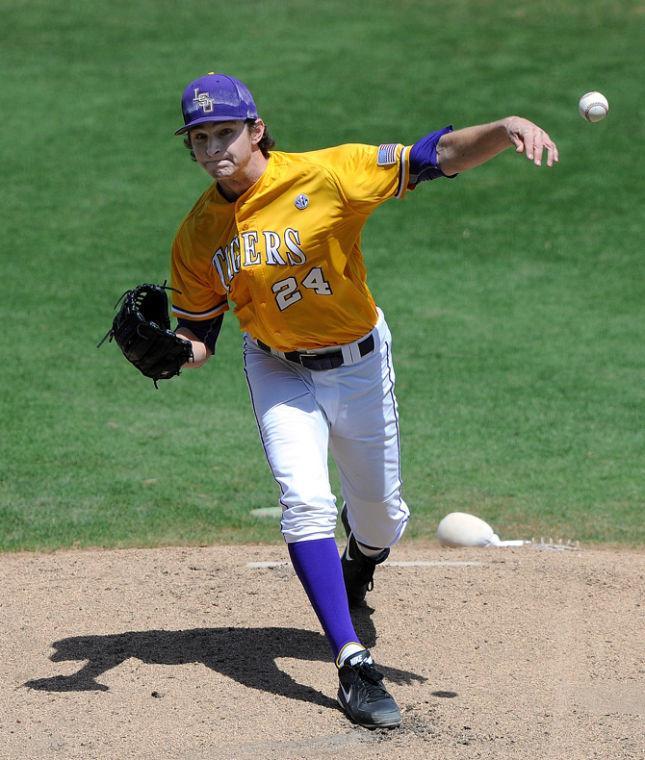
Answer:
[{"left": 288, "top": 538, "right": 360, "bottom": 661}]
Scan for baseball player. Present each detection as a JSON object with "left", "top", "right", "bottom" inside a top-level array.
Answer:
[{"left": 170, "top": 73, "right": 558, "bottom": 728}]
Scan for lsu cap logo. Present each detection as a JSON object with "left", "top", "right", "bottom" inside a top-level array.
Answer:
[{"left": 193, "top": 88, "right": 215, "bottom": 113}]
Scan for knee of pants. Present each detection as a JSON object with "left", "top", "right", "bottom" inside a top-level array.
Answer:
[
  {"left": 347, "top": 498, "right": 410, "bottom": 550},
  {"left": 281, "top": 501, "right": 338, "bottom": 544}
]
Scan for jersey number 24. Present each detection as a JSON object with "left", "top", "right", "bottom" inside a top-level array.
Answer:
[{"left": 272, "top": 267, "right": 332, "bottom": 311}]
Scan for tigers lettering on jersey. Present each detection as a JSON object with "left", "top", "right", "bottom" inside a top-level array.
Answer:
[
  {"left": 213, "top": 228, "right": 308, "bottom": 291},
  {"left": 171, "top": 143, "right": 410, "bottom": 351}
]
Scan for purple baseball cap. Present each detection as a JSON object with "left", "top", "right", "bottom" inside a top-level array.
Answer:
[{"left": 175, "top": 72, "right": 258, "bottom": 135}]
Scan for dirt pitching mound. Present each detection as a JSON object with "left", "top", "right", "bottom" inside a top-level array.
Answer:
[{"left": 1, "top": 543, "right": 643, "bottom": 759}]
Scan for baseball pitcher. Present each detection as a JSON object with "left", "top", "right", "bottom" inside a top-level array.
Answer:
[{"left": 106, "top": 72, "right": 558, "bottom": 729}]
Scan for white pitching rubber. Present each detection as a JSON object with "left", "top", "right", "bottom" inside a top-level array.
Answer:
[{"left": 490, "top": 539, "right": 531, "bottom": 547}]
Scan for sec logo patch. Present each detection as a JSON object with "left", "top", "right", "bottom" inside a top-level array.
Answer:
[{"left": 294, "top": 194, "right": 309, "bottom": 210}]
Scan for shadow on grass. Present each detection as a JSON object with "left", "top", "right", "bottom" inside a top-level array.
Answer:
[{"left": 24, "top": 626, "right": 426, "bottom": 709}]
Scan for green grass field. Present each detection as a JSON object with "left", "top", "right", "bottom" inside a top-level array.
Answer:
[{"left": 1, "top": 0, "right": 643, "bottom": 551}]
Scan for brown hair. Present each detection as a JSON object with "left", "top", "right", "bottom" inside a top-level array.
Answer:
[{"left": 183, "top": 120, "right": 275, "bottom": 161}]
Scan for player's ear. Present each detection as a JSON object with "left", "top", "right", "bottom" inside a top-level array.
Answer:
[{"left": 249, "top": 119, "right": 265, "bottom": 146}]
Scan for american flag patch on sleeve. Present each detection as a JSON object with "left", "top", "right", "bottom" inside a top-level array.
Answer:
[{"left": 377, "top": 143, "right": 398, "bottom": 166}]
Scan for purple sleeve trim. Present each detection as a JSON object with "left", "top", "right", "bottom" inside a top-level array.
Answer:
[{"left": 409, "top": 125, "right": 456, "bottom": 184}]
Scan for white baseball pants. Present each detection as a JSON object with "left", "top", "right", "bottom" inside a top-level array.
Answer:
[{"left": 242, "top": 309, "right": 409, "bottom": 548}]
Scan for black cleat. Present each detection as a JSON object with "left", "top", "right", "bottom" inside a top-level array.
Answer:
[
  {"left": 340, "top": 505, "right": 389, "bottom": 608},
  {"left": 337, "top": 649, "right": 401, "bottom": 728}
]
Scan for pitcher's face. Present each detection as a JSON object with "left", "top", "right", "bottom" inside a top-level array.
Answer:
[{"left": 189, "top": 120, "right": 263, "bottom": 181}]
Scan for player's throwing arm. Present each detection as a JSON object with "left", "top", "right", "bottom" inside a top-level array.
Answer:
[{"left": 436, "top": 116, "right": 559, "bottom": 175}]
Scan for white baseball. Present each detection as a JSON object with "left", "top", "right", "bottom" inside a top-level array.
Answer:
[
  {"left": 436, "top": 512, "right": 498, "bottom": 548},
  {"left": 578, "top": 91, "right": 609, "bottom": 123}
]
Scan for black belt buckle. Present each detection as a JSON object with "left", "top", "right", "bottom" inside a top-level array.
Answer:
[
  {"left": 298, "top": 351, "right": 320, "bottom": 363},
  {"left": 299, "top": 351, "right": 344, "bottom": 371}
]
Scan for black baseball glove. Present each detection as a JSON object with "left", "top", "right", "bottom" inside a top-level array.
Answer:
[{"left": 98, "top": 283, "right": 193, "bottom": 386}]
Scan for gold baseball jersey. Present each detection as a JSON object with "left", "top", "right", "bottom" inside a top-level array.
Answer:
[{"left": 171, "top": 143, "right": 410, "bottom": 351}]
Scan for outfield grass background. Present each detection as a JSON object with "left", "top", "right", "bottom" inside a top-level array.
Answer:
[{"left": 1, "top": 0, "right": 643, "bottom": 550}]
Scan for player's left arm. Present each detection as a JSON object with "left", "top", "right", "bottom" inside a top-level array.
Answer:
[
  {"left": 175, "top": 328, "right": 211, "bottom": 369},
  {"left": 175, "top": 315, "right": 223, "bottom": 369},
  {"left": 436, "top": 116, "right": 559, "bottom": 175}
]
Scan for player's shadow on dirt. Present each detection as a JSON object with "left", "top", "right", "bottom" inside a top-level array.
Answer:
[
  {"left": 350, "top": 604, "right": 377, "bottom": 648},
  {"left": 24, "top": 626, "right": 425, "bottom": 709}
]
